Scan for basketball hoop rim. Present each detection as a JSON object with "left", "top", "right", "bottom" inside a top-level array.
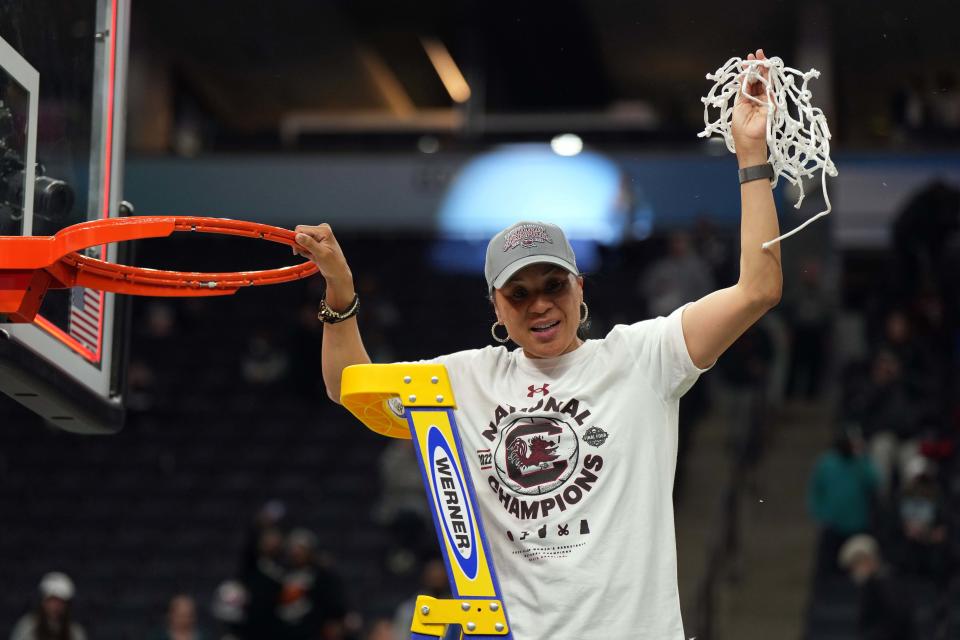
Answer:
[{"left": 0, "top": 216, "right": 319, "bottom": 297}]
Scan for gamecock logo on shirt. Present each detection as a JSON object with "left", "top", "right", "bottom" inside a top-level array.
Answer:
[{"left": 494, "top": 416, "right": 579, "bottom": 495}]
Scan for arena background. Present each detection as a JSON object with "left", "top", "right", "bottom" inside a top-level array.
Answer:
[{"left": 1, "top": 0, "right": 959, "bottom": 638}]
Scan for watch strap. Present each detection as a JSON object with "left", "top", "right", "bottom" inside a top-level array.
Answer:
[{"left": 738, "top": 163, "right": 775, "bottom": 185}]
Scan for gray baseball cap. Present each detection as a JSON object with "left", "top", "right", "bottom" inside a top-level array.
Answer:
[{"left": 484, "top": 221, "right": 579, "bottom": 291}]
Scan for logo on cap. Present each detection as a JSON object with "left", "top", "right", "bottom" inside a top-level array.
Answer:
[{"left": 503, "top": 224, "right": 553, "bottom": 252}]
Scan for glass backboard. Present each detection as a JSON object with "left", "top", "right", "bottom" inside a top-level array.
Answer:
[{"left": 0, "top": 0, "right": 130, "bottom": 433}]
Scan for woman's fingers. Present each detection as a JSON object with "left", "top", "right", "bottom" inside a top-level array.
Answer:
[
  {"left": 294, "top": 232, "right": 330, "bottom": 261},
  {"left": 294, "top": 225, "right": 337, "bottom": 252},
  {"left": 745, "top": 50, "right": 771, "bottom": 100},
  {"left": 757, "top": 49, "right": 769, "bottom": 85},
  {"left": 289, "top": 223, "right": 355, "bottom": 283},
  {"left": 291, "top": 224, "right": 343, "bottom": 267},
  {"left": 737, "top": 53, "right": 755, "bottom": 105},
  {"left": 744, "top": 52, "right": 757, "bottom": 95},
  {"left": 295, "top": 232, "right": 314, "bottom": 249},
  {"left": 295, "top": 223, "right": 332, "bottom": 241}
]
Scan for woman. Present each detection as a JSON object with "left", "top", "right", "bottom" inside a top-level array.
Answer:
[
  {"left": 9, "top": 573, "right": 87, "bottom": 640},
  {"left": 294, "top": 49, "right": 782, "bottom": 640},
  {"left": 147, "top": 595, "right": 209, "bottom": 640}
]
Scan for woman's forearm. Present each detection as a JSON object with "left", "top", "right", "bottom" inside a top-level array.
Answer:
[
  {"left": 736, "top": 152, "right": 783, "bottom": 306},
  {"left": 321, "top": 278, "right": 371, "bottom": 403}
]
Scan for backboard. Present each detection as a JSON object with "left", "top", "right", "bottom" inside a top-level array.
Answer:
[{"left": 0, "top": 0, "right": 130, "bottom": 433}]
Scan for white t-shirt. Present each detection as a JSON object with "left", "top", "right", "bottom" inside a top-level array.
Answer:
[{"left": 423, "top": 304, "right": 709, "bottom": 640}]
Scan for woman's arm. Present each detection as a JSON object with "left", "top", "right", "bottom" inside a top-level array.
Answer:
[
  {"left": 294, "top": 224, "right": 371, "bottom": 403},
  {"left": 681, "top": 48, "right": 783, "bottom": 369}
]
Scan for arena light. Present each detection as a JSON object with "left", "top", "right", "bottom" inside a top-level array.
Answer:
[
  {"left": 421, "top": 37, "right": 471, "bottom": 104},
  {"left": 432, "top": 144, "right": 649, "bottom": 275},
  {"left": 550, "top": 133, "right": 583, "bottom": 157},
  {"left": 437, "top": 144, "right": 625, "bottom": 244}
]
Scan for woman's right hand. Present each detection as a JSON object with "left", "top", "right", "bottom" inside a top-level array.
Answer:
[
  {"left": 293, "top": 224, "right": 354, "bottom": 297},
  {"left": 299, "top": 224, "right": 371, "bottom": 402}
]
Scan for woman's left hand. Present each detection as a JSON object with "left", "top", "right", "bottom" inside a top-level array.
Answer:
[{"left": 732, "top": 48, "right": 771, "bottom": 163}]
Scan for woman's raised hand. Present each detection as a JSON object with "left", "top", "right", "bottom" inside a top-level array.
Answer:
[
  {"left": 293, "top": 224, "right": 353, "bottom": 290},
  {"left": 732, "top": 48, "right": 771, "bottom": 164}
]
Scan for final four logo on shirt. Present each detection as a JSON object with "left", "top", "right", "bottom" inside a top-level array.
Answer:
[
  {"left": 502, "top": 224, "right": 553, "bottom": 252},
  {"left": 582, "top": 426, "right": 609, "bottom": 447}
]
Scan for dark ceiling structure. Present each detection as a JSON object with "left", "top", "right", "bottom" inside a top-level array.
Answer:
[{"left": 128, "top": 0, "right": 960, "bottom": 152}]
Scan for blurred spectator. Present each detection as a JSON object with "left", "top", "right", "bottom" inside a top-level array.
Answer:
[
  {"left": 878, "top": 308, "right": 945, "bottom": 402},
  {"left": 838, "top": 535, "right": 916, "bottom": 640},
  {"left": 785, "top": 257, "right": 832, "bottom": 401},
  {"left": 638, "top": 231, "right": 715, "bottom": 318},
  {"left": 911, "top": 292, "right": 952, "bottom": 372},
  {"left": 808, "top": 430, "right": 880, "bottom": 577},
  {"left": 355, "top": 274, "right": 400, "bottom": 365},
  {"left": 241, "top": 330, "right": 290, "bottom": 386},
  {"left": 240, "top": 526, "right": 285, "bottom": 639},
  {"left": 887, "top": 457, "right": 954, "bottom": 585},
  {"left": 288, "top": 302, "right": 326, "bottom": 397},
  {"left": 148, "top": 594, "right": 210, "bottom": 640},
  {"left": 356, "top": 274, "right": 400, "bottom": 331},
  {"left": 126, "top": 359, "right": 159, "bottom": 412},
  {"left": 364, "top": 619, "right": 395, "bottom": 640},
  {"left": 278, "top": 529, "right": 348, "bottom": 640},
  {"left": 634, "top": 227, "right": 719, "bottom": 500},
  {"left": 144, "top": 301, "right": 178, "bottom": 339},
  {"left": 210, "top": 581, "right": 247, "bottom": 640},
  {"left": 374, "top": 440, "right": 432, "bottom": 574},
  {"left": 879, "top": 310, "right": 919, "bottom": 370},
  {"left": 392, "top": 558, "right": 450, "bottom": 640},
  {"left": 847, "top": 350, "right": 923, "bottom": 499},
  {"left": 9, "top": 572, "right": 87, "bottom": 640},
  {"left": 713, "top": 321, "right": 774, "bottom": 470},
  {"left": 691, "top": 215, "right": 734, "bottom": 284},
  {"left": 892, "top": 181, "right": 960, "bottom": 299},
  {"left": 916, "top": 419, "right": 957, "bottom": 471}
]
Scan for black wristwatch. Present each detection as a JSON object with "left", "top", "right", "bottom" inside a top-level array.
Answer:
[{"left": 738, "top": 163, "right": 775, "bottom": 185}]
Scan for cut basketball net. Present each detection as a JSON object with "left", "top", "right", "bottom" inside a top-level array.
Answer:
[{"left": 699, "top": 56, "right": 838, "bottom": 250}]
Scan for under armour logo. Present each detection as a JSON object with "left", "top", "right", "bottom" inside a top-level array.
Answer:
[{"left": 527, "top": 383, "right": 550, "bottom": 398}]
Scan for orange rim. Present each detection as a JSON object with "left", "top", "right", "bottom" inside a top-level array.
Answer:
[
  {"left": 59, "top": 217, "right": 318, "bottom": 293},
  {"left": 1, "top": 216, "right": 318, "bottom": 298}
]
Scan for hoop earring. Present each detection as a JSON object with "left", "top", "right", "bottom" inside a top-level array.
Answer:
[
  {"left": 491, "top": 321, "right": 509, "bottom": 344},
  {"left": 579, "top": 301, "right": 589, "bottom": 325}
]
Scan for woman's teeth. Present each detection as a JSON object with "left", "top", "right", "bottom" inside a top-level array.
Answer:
[{"left": 532, "top": 321, "right": 560, "bottom": 332}]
